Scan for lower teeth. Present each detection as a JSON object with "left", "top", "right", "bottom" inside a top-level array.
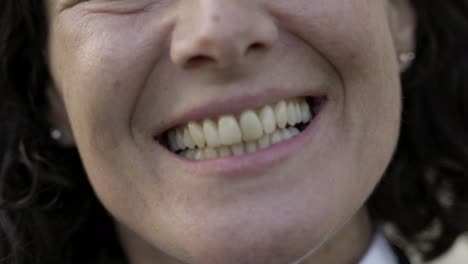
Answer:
[{"left": 176, "top": 123, "right": 309, "bottom": 160}]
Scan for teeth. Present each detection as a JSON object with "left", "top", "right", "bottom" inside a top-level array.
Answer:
[
  {"left": 287, "top": 101, "right": 297, "bottom": 126},
  {"left": 295, "top": 101, "right": 302, "bottom": 123},
  {"left": 271, "top": 130, "right": 283, "bottom": 144},
  {"left": 231, "top": 143, "right": 245, "bottom": 156},
  {"left": 288, "top": 127, "right": 300, "bottom": 137},
  {"left": 183, "top": 127, "right": 196, "bottom": 149},
  {"left": 188, "top": 122, "right": 206, "bottom": 148},
  {"left": 168, "top": 130, "right": 180, "bottom": 151},
  {"left": 259, "top": 105, "right": 276, "bottom": 134},
  {"left": 194, "top": 149, "right": 205, "bottom": 160},
  {"left": 177, "top": 127, "right": 303, "bottom": 160},
  {"left": 245, "top": 141, "right": 257, "bottom": 153},
  {"left": 239, "top": 110, "right": 264, "bottom": 141},
  {"left": 165, "top": 97, "right": 315, "bottom": 153},
  {"left": 176, "top": 128, "right": 185, "bottom": 150},
  {"left": 218, "top": 115, "right": 243, "bottom": 146},
  {"left": 281, "top": 128, "right": 293, "bottom": 141},
  {"left": 218, "top": 146, "right": 232, "bottom": 157},
  {"left": 203, "top": 119, "right": 221, "bottom": 148},
  {"left": 204, "top": 148, "right": 218, "bottom": 159},
  {"left": 300, "top": 100, "right": 312, "bottom": 123},
  {"left": 181, "top": 149, "right": 195, "bottom": 159},
  {"left": 257, "top": 133, "right": 271, "bottom": 149},
  {"left": 274, "top": 100, "right": 288, "bottom": 129}
]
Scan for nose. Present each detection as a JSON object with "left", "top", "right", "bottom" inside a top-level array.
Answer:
[{"left": 170, "top": 0, "right": 278, "bottom": 69}]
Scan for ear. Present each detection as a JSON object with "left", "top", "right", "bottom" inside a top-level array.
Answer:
[
  {"left": 47, "top": 85, "right": 75, "bottom": 146},
  {"left": 387, "top": 0, "right": 416, "bottom": 72}
]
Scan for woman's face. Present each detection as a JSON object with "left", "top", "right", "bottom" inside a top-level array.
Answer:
[{"left": 46, "top": 0, "right": 411, "bottom": 263}]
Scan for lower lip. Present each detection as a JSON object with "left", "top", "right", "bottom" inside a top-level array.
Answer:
[{"left": 155, "top": 102, "right": 328, "bottom": 179}]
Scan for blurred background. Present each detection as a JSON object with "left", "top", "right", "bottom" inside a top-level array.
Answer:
[{"left": 430, "top": 238, "right": 468, "bottom": 264}]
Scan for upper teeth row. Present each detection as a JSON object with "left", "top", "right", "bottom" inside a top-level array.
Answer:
[{"left": 166, "top": 97, "right": 312, "bottom": 151}]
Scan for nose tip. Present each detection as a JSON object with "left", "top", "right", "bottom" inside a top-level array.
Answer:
[{"left": 170, "top": 5, "right": 278, "bottom": 69}]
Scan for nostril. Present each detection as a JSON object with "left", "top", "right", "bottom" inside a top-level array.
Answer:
[
  {"left": 245, "top": 42, "right": 267, "bottom": 56},
  {"left": 251, "top": 42, "right": 265, "bottom": 50},
  {"left": 185, "top": 55, "right": 216, "bottom": 68}
]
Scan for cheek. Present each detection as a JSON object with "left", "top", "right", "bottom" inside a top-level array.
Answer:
[
  {"left": 47, "top": 11, "right": 172, "bottom": 150},
  {"left": 274, "top": 0, "right": 402, "bottom": 157},
  {"left": 46, "top": 12, "right": 176, "bottom": 214},
  {"left": 272, "top": 0, "right": 402, "bottom": 114},
  {"left": 272, "top": 0, "right": 396, "bottom": 77}
]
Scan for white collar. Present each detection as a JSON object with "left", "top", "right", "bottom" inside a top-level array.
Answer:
[{"left": 359, "top": 231, "right": 399, "bottom": 264}]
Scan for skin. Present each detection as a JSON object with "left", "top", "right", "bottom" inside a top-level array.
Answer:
[{"left": 46, "top": 0, "right": 414, "bottom": 263}]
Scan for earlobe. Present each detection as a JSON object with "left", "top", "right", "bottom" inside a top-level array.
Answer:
[
  {"left": 387, "top": 0, "right": 416, "bottom": 72},
  {"left": 47, "top": 85, "right": 75, "bottom": 146}
]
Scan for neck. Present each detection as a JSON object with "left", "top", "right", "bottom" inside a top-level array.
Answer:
[
  {"left": 116, "top": 208, "right": 373, "bottom": 264},
  {"left": 300, "top": 208, "right": 373, "bottom": 264}
]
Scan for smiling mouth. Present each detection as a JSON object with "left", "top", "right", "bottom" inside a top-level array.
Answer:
[{"left": 156, "top": 96, "right": 325, "bottom": 160}]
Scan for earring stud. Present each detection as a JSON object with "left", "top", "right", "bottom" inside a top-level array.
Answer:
[
  {"left": 50, "top": 128, "right": 63, "bottom": 141},
  {"left": 399, "top": 51, "right": 416, "bottom": 65}
]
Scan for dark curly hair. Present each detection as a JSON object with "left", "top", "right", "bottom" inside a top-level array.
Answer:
[{"left": 0, "top": 0, "right": 467, "bottom": 263}]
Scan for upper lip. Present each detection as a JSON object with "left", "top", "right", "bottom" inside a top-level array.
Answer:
[{"left": 152, "top": 86, "right": 328, "bottom": 138}]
